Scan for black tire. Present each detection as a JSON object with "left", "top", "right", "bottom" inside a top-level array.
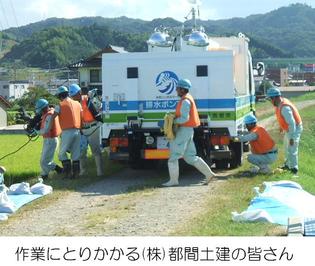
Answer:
[
  {"left": 229, "top": 142, "right": 243, "bottom": 169},
  {"left": 215, "top": 159, "right": 229, "bottom": 169}
]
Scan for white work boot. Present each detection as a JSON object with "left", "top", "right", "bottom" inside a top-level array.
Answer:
[
  {"left": 79, "top": 158, "right": 87, "bottom": 176},
  {"left": 193, "top": 157, "right": 216, "bottom": 185},
  {"left": 162, "top": 161, "right": 179, "bottom": 186},
  {"left": 95, "top": 154, "right": 104, "bottom": 176}
]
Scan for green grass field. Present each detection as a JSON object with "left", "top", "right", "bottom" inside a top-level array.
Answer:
[
  {"left": 0, "top": 135, "right": 43, "bottom": 184},
  {"left": 0, "top": 134, "right": 122, "bottom": 191},
  {"left": 175, "top": 104, "right": 315, "bottom": 236}
]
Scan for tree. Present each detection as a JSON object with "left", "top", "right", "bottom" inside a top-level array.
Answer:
[{"left": 11, "top": 87, "right": 59, "bottom": 111}]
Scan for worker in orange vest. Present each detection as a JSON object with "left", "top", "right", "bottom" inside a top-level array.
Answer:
[
  {"left": 35, "top": 99, "right": 63, "bottom": 179},
  {"left": 69, "top": 84, "right": 104, "bottom": 176},
  {"left": 162, "top": 79, "right": 216, "bottom": 186},
  {"left": 267, "top": 87, "right": 303, "bottom": 175},
  {"left": 52, "top": 86, "right": 82, "bottom": 179},
  {"left": 237, "top": 114, "right": 277, "bottom": 174}
]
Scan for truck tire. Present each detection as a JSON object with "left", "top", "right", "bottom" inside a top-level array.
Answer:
[
  {"left": 229, "top": 142, "right": 243, "bottom": 169},
  {"left": 215, "top": 159, "right": 229, "bottom": 169}
]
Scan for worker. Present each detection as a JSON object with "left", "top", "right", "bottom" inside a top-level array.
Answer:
[
  {"left": 237, "top": 114, "right": 277, "bottom": 174},
  {"left": 163, "top": 78, "right": 216, "bottom": 186},
  {"left": 52, "top": 86, "right": 82, "bottom": 179},
  {"left": 35, "top": 99, "right": 63, "bottom": 179},
  {"left": 69, "top": 84, "right": 104, "bottom": 176},
  {"left": 266, "top": 87, "right": 303, "bottom": 175}
]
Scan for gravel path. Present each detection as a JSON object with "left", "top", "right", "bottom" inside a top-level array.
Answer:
[
  {"left": 0, "top": 168, "right": 224, "bottom": 236},
  {"left": 0, "top": 99, "right": 314, "bottom": 236}
]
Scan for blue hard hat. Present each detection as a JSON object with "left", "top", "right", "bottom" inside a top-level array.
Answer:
[
  {"left": 69, "top": 84, "right": 81, "bottom": 97},
  {"left": 177, "top": 79, "right": 192, "bottom": 90},
  {"left": 35, "top": 99, "right": 49, "bottom": 114},
  {"left": 266, "top": 87, "right": 281, "bottom": 98},
  {"left": 56, "top": 86, "right": 68, "bottom": 96},
  {"left": 244, "top": 114, "right": 257, "bottom": 125}
]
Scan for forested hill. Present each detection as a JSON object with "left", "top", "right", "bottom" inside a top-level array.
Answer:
[{"left": 0, "top": 3, "right": 314, "bottom": 68}]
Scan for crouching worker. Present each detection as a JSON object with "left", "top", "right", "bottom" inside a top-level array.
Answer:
[
  {"left": 237, "top": 114, "right": 277, "bottom": 174},
  {"left": 163, "top": 79, "right": 216, "bottom": 187},
  {"left": 52, "top": 86, "right": 82, "bottom": 179},
  {"left": 35, "top": 99, "right": 63, "bottom": 179},
  {"left": 69, "top": 84, "right": 104, "bottom": 176}
]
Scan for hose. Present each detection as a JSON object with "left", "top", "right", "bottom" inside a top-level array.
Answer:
[{"left": 0, "top": 134, "right": 39, "bottom": 162}]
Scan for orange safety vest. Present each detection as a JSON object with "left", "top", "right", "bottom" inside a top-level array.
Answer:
[
  {"left": 59, "top": 98, "right": 81, "bottom": 130},
  {"left": 175, "top": 93, "right": 200, "bottom": 127},
  {"left": 275, "top": 98, "right": 302, "bottom": 131},
  {"left": 81, "top": 95, "right": 95, "bottom": 123},
  {"left": 250, "top": 125, "right": 275, "bottom": 154},
  {"left": 40, "top": 108, "right": 61, "bottom": 138}
]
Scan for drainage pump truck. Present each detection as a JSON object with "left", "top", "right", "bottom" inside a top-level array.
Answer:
[{"left": 101, "top": 6, "right": 262, "bottom": 169}]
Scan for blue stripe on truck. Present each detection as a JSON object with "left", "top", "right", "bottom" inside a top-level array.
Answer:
[{"left": 102, "top": 96, "right": 253, "bottom": 112}]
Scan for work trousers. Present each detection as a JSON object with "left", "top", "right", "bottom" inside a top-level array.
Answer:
[
  {"left": 168, "top": 126, "right": 199, "bottom": 165},
  {"left": 248, "top": 152, "right": 277, "bottom": 169},
  {"left": 58, "top": 129, "right": 81, "bottom": 161},
  {"left": 283, "top": 124, "right": 303, "bottom": 169},
  {"left": 80, "top": 124, "right": 102, "bottom": 159},
  {"left": 40, "top": 137, "right": 58, "bottom": 176}
]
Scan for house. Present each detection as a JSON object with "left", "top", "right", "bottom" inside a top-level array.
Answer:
[
  {"left": 0, "top": 80, "right": 30, "bottom": 100},
  {"left": 68, "top": 45, "right": 127, "bottom": 93},
  {"left": 47, "top": 78, "right": 79, "bottom": 95},
  {"left": 0, "top": 95, "right": 11, "bottom": 127}
]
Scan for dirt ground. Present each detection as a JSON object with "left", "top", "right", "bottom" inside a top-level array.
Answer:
[{"left": 0, "top": 100, "right": 314, "bottom": 236}]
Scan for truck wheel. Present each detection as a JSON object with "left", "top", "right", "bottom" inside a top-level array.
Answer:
[
  {"left": 229, "top": 142, "right": 243, "bottom": 169},
  {"left": 215, "top": 160, "right": 229, "bottom": 169}
]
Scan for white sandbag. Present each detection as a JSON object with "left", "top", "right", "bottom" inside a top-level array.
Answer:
[
  {"left": 232, "top": 209, "right": 274, "bottom": 223},
  {"left": 8, "top": 182, "right": 31, "bottom": 195},
  {"left": 0, "top": 191, "right": 16, "bottom": 213},
  {"left": 30, "top": 182, "right": 53, "bottom": 195}
]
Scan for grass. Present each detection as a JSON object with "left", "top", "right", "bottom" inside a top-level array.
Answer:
[
  {"left": 0, "top": 135, "right": 43, "bottom": 184},
  {"left": 174, "top": 104, "right": 315, "bottom": 236}
]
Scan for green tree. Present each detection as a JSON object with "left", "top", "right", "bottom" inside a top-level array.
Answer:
[{"left": 11, "top": 87, "right": 59, "bottom": 111}]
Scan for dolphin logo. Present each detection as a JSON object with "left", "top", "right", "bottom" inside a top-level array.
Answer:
[{"left": 156, "top": 71, "right": 179, "bottom": 95}]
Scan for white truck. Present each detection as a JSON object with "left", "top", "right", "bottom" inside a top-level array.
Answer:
[{"left": 101, "top": 9, "right": 258, "bottom": 169}]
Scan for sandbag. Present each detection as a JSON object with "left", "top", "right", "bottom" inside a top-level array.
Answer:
[
  {"left": 8, "top": 182, "right": 31, "bottom": 195},
  {"left": 30, "top": 182, "right": 53, "bottom": 195},
  {"left": 0, "top": 191, "right": 16, "bottom": 213}
]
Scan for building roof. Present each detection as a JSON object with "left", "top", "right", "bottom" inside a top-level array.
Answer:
[
  {"left": 68, "top": 44, "right": 127, "bottom": 69},
  {"left": 9, "top": 80, "right": 29, "bottom": 84},
  {"left": 0, "top": 95, "right": 11, "bottom": 108}
]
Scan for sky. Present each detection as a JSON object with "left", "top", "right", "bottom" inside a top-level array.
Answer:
[{"left": 0, "top": 0, "right": 315, "bottom": 30}]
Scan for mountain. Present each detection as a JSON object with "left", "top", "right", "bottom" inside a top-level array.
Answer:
[{"left": 1, "top": 3, "right": 314, "bottom": 68}]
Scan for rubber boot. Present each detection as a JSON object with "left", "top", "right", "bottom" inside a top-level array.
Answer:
[
  {"left": 162, "top": 160, "right": 179, "bottom": 187},
  {"left": 61, "top": 160, "right": 71, "bottom": 179},
  {"left": 95, "top": 154, "right": 104, "bottom": 176},
  {"left": 79, "top": 158, "right": 87, "bottom": 176},
  {"left": 259, "top": 165, "right": 272, "bottom": 174},
  {"left": 72, "top": 160, "right": 80, "bottom": 179},
  {"left": 193, "top": 157, "right": 216, "bottom": 185},
  {"left": 54, "top": 165, "right": 63, "bottom": 174}
]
